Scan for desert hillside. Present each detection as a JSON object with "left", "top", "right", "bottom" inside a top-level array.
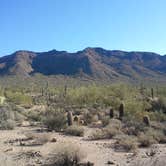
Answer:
[{"left": 0, "top": 48, "right": 165, "bottom": 83}]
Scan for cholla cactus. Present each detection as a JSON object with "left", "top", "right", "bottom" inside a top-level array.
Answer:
[
  {"left": 67, "top": 111, "right": 73, "bottom": 126},
  {"left": 109, "top": 108, "right": 114, "bottom": 118},
  {"left": 143, "top": 115, "right": 150, "bottom": 126},
  {"left": 119, "top": 103, "right": 124, "bottom": 120}
]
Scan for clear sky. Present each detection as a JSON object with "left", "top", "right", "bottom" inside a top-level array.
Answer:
[{"left": 0, "top": 0, "right": 166, "bottom": 56}]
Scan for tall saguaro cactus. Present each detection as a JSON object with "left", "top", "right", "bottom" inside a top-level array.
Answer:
[
  {"left": 119, "top": 103, "right": 124, "bottom": 120},
  {"left": 109, "top": 108, "right": 114, "bottom": 118},
  {"left": 63, "top": 85, "right": 67, "bottom": 98},
  {"left": 151, "top": 88, "right": 154, "bottom": 99}
]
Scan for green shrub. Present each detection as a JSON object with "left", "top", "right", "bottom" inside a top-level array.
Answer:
[
  {"left": 64, "top": 125, "right": 84, "bottom": 137},
  {"left": 5, "top": 91, "right": 32, "bottom": 106},
  {"left": 43, "top": 108, "right": 66, "bottom": 131}
]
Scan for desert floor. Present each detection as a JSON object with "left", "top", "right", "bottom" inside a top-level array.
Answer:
[{"left": 0, "top": 124, "right": 166, "bottom": 166}]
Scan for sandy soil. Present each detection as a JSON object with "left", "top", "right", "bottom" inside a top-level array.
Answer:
[{"left": 0, "top": 125, "right": 165, "bottom": 166}]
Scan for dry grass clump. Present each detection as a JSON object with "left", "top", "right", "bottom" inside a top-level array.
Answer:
[
  {"left": 24, "top": 132, "right": 52, "bottom": 145},
  {"left": 114, "top": 134, "right": 138, "bottom": 152},
  {"left": 88, "top": 129, "right": 107, "bottom": 140},
  {"left": 88, "top": 119, "right": 122, "bottom": 140},
  {"left": 138, "top": 133, "right": 157, "bottom": 147},
  {"left": 89, "top": 121, "right": 121, "bottom": 140},
  {"left": 65, "top": 125, "right": 84, "bottom": 137},
  {"left": 45, "top": 143, "right": 86, "bottom": 166}
]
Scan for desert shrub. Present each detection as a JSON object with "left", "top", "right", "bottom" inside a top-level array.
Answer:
[
  {"left": 137, "top": 127, "right": 166, "bottom": 147},
  {"left": 151, "top": 97, "right": 166, "bottom": 113},
  {"left": 125, "top": 101, "right": 147, "bottom": 121},
  {"left": 65, "top": 125, "right": 84, "bottom": 137},
  {"left": 138, "top": 133, "right": 157, "bottom": 147},
  {"left": 0, "top": 105, "right": 16, "bottom": 130},
  {"left": 103, "top": 125, "right": 121, "bottom": 138},
  {"left": 88, "top": 129, "right": 106, "bottom": 140},
  {"left": 0, "top": 119, "right": 15, "bottom": 130},
  {"left": 89, "top": 122, "right": 121, "bottom": 140},
  {"left": 5, "top": 91, "right": 32, "bottom": 106},
  {"left": 149, "top": 111, "right": 166, "bottom": 122},
  {"left": 101, "top": 116, "right": 110, "bottom": 127},
  {"left": 27, "top": 110, "right": 41, "bottom": 122},
  {"left": 114, "top": 134, "right": 138, "bottom": 152},
  {"left": 45, "top": 143, "right": 86, "bottom": 166},
  {"left": 122, "top": 118, "right": 147, "bottom": 136},
  {"left": 43, "top": 108, "right": 66, "bottom": 131},
  {"left": 83, "top": 112, "right": 93, "bottom": 125},
  {"left": 108, "top": 119, "right": 122, "bottom": 130},
  {"left": 147, "top": 128, "right": 166, "bottom": 144},
  {"left": 14, "top": 111, "right": 24, "bottom": 123}
]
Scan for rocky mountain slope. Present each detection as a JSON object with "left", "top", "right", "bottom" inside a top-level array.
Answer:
[{"left": 0, "top": 47, "right": 165, "bottom": 82}]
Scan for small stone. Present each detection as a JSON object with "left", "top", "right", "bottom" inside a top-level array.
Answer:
[
  {"left": 51, "top": 138, "right": 57, "bottom": 142},
  {"left": 107, "top": 160, "right": 115, "bottom": 165}
]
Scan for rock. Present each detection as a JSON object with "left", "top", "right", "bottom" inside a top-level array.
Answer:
[
  {"left": 107, "top": 160, "right": 115, "bottom": 165},
  {"left": 21, "top": 121, "right": 30, "bottom": 127},
  {"left": 77, "top": 161, "right": 94, "bottom": 166},
  {"left": 51, "top": 137, "right": 57, "bottom": 142}
]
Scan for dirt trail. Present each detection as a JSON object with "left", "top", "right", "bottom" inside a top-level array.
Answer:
[{"left": 0, "top": 126, "right": 165, "bottom": 166}]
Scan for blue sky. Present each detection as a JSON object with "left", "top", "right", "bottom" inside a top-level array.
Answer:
[{"left": 0, "top": 0, "right": 166, "bottom": 56}]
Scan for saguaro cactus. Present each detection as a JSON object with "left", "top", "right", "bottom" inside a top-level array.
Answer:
[
  {"left": 119, "top": 103, "right": 124, "bottom": 120},
  {"left": 143, "top": 115, "right": 150, "bottom": 126},
  {"left": 151, "top": 88, "right": 154, "bottom": 99},
  {"left": 67, "top": 111, "right": 73, "bottom": 126},
  {"left": 109, "top": 108, "right": 114, "bottom": 118},
  {"left": 64, "top": 85, "right": 67, "bottom": 98}
]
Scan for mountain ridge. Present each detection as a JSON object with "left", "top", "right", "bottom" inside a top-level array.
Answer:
[{"left": 0, "top": 47, "right": 165, "bottom": 83}]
